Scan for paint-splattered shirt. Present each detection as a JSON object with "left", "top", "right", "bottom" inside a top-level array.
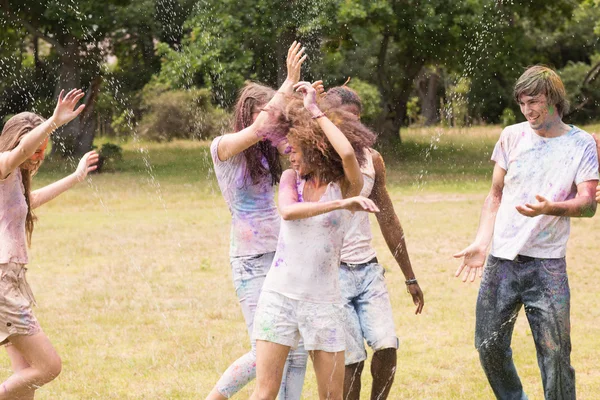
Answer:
[
  {"left": 490, "top": 122, "right": 599, "bottom": 260},
  {"left": 262, "top": 175, "right": 351, "bottom": 304},
  {"left": 210, "top": 136, "right": 280, "bottom": 257},
  {"left": 0, "top": 168, "right": 28, "bottom": 264}
]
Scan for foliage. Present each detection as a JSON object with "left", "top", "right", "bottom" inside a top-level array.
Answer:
[
  {"left": 559, "top": 54, "right": 600, "bottom": 124},
  {"left": 94, "top": 142, "right": 124, "bottom": 172},
  {"left": 347, "top": 78, "right": 382, "bottom": 124},
  {"left": 138, "top": 87, "right": 230, "bottom": 141},
  {"left": 501, "top": 108, "right": 517, "bottom": 127}
]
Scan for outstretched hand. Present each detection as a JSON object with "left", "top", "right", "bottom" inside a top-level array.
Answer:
[
  {"left": 453, "top": 243, "right": 486, "bottom": 282},
  {"left": 286, "top": 41, "right": 307, "bottom": 84},
  {"left": 52, "top": 89, "right": 86, "bottom": 127},
  {"left": 515, "top": 194, "right": 551, "bottom": 217},
  {"left": 75, "top": 150, "right": 99, "bottom": 182},
  {"left": 341, "top": 196, "right": 380, "bottom": 213}
]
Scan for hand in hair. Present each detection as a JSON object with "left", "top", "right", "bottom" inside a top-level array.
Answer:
[
  {"left": 285, "top": 41, "right": 307, "bottom": 86},
  {"left": 294, "top": 81, "right": 320, "bottom": 115},
  {"left": 311, "top": 80, "right": 326, "bottom": 100},
  {"left": 52, "top": 89, "right": 86, "bottom": 127}
]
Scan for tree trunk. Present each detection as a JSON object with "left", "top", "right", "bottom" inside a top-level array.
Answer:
[
  {"left": 417, "top": 66, "right": 441, "bottom": 126},
  {"left": 75, "top": 76, "right": 103, "bottom": 156},
  {"left": 51, "top": 39, "right": 83, "bottom": 156}
]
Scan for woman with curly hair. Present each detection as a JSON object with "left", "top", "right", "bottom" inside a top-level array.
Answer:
[
  {"left": 0, "top": 89, "right": 98, "bottom": 398},
  {"left": 206, "top": 42, "right": 309, "bottom": 400},
  {"left": 249, "top": 82, "right": 378, "bottom": 400}
]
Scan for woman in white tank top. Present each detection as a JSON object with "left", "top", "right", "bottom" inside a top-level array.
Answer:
[{"left": 249, "top": 82, "right": 379, "bottom": 400}]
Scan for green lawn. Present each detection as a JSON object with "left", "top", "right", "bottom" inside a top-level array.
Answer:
[{"left": 5, "top": 125, "right": 600, "bottom": 399}]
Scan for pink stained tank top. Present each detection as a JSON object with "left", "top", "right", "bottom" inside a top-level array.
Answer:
[{"left": 0, "top": 168, "right": 28, "bottom": 264}]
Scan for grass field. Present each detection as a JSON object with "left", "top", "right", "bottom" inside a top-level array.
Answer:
[{"left": 4, "top": 125, "right": 600, "bottom": 399}]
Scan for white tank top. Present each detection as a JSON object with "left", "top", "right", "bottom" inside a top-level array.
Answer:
[
  {"left": 340, "top": 150, "right": 377, "bottom": 264},
  {"left": 262, "top": 175, "right": 351, "bottom": 304}
]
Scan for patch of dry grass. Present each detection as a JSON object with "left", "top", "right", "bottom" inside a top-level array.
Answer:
[{"left": 3, "top": 125, "right": 598, "bottom": 399}]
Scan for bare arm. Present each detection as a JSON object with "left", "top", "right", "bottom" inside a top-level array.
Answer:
[
  {"left": 294, "top": 81, "right": 363, "bottom": 198},
  {"left": 216, "top": 42, "right": 306, "bottom": 162},
  {"left": 516, "top": 181, "right": 597, "bottom": 218},
  {"left": 0, "top": 89, "right": 85, "bottom": 179},
  {"left": 278, "top": 169, "right": 377, "bottom": 221},
  {"left": 30, "top": 151, "right": 99, "bottom": 209},
  {"left": 454, "top": 163, "right": 506, "bottom": 282},
  {"left": 370, "top": 151, "right": 423, "bottom": 314},
  {"left": 595, "top": 133, "right": 600, "bottom": 203}
]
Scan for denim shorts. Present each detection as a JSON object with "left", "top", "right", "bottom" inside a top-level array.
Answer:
[
  {"left": 339, "top": 261, "right": 398, "bottom": 365},
  {"left": 253, "top": 290, "right": 345, "bottom": 353}
]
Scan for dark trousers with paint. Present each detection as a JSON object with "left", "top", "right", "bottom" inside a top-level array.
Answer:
[{"left": 475, "top": 255, "right": 575, "bottom": 400}]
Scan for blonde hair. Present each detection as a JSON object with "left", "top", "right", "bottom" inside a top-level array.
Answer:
[
  {"left": 514, "top": 65, "right": 569, "bottom": 117},
  {"left": 0, "top": 112, "right": 46, "bottom": 246}
]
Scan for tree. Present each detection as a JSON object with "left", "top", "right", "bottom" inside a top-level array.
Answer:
[{"left": 153, "top": 0, "right": 337, "bottom": 107}]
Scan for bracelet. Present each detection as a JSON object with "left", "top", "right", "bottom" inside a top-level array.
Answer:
[
  {"left": 405, "top": 278, "right": 418, "bottom": 286},
  {"left": 311, "top": 111, "right": 326, "bottom": 119}
]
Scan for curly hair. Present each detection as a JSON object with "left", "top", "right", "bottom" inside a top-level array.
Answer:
[
  {"left": 284, "top": 97, "right": 376, "bottom": 182},
  {"left": 0, "top": 112, "right": 46, "bottom": 246},
  {"left": 232, "top": 82, "right": 282, "bottom": 186}
]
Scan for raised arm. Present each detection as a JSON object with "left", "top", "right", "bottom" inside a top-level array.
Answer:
[
  {"left": 278, "top": 169, "right": 378, "bottom": 221},
  {"left": 294, "top": 81, "right": 363, "bottom": 198},
  {"left": 369, "top": 151, "right": 423, "bottom": 314},
  {"left": 0, "top": 89, "right": 85, "bottom": 179},
  {"left": 454, "top": 163, "right": 506, "bottom": 282},
  {"left": 216, "top": 42, "right": 306, "bottom": 161},
  {"left": 30, "top": 151, "right": 98, "bottom": 209}
]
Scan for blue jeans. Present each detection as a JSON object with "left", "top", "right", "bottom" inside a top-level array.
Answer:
[
  {"left": 475, "top": 255, "right": 575, "bottom": 400},
  {"left": 339, "top": 261, "right": 398, "bottom": 365}
]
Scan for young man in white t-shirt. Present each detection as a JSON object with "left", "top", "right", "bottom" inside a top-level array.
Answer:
[{"left": 454, "top": 66, "right": 599, "bottom": 400}]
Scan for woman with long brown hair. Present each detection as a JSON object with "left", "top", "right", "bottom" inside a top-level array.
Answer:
[
  {"left": 206, "top": 42, "right": 309, "bottom": 400},
  {"left": 0, "top": 89, "right": 98, "bottom": 399},
  {"left": 249, "top": 82, "right": 378, "bottom": 400}
]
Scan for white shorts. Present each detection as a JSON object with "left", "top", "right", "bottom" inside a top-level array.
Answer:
[{"left": 253, "top": 290, "right": 345, "bottom": 353}]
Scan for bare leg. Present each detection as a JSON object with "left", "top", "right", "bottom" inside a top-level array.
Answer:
[
  {"left": 0, "top": 332, "right": 61, "bottom": 400},
  {"left": 343, "top": 361, "right": 364, "bottom": 400},
  {"left": 249, "top": 340, "right": 290, "bottom": 400},
  {"left": 312, "top": 351, "right": 345, "bottom": 400},
  {"left": 370, "top": 348, "right": 396, "bottom": 400},
  {"left": 4, "top": 345, "right": 34, "bottom": 400}
]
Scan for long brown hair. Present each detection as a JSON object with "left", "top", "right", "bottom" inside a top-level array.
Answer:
[
  {"left": 284, "top": 97, "right": 376, "bottom": 182},
  {"left": 233, "top": 82, "right": 282, "bottom": 186},
  {"left": 0, "top": 112, "right": 46, "bottom": 246}
]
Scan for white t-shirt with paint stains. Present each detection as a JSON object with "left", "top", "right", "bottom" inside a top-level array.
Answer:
[
  {"left": 210, "top": 136, "right": 280, "bottom": 257},
  {"left": 490, "top": 122, "right": 599, "bottom": 260},
  {"left": 262, "top": 175, "right": 351, "bottom": 304}
]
